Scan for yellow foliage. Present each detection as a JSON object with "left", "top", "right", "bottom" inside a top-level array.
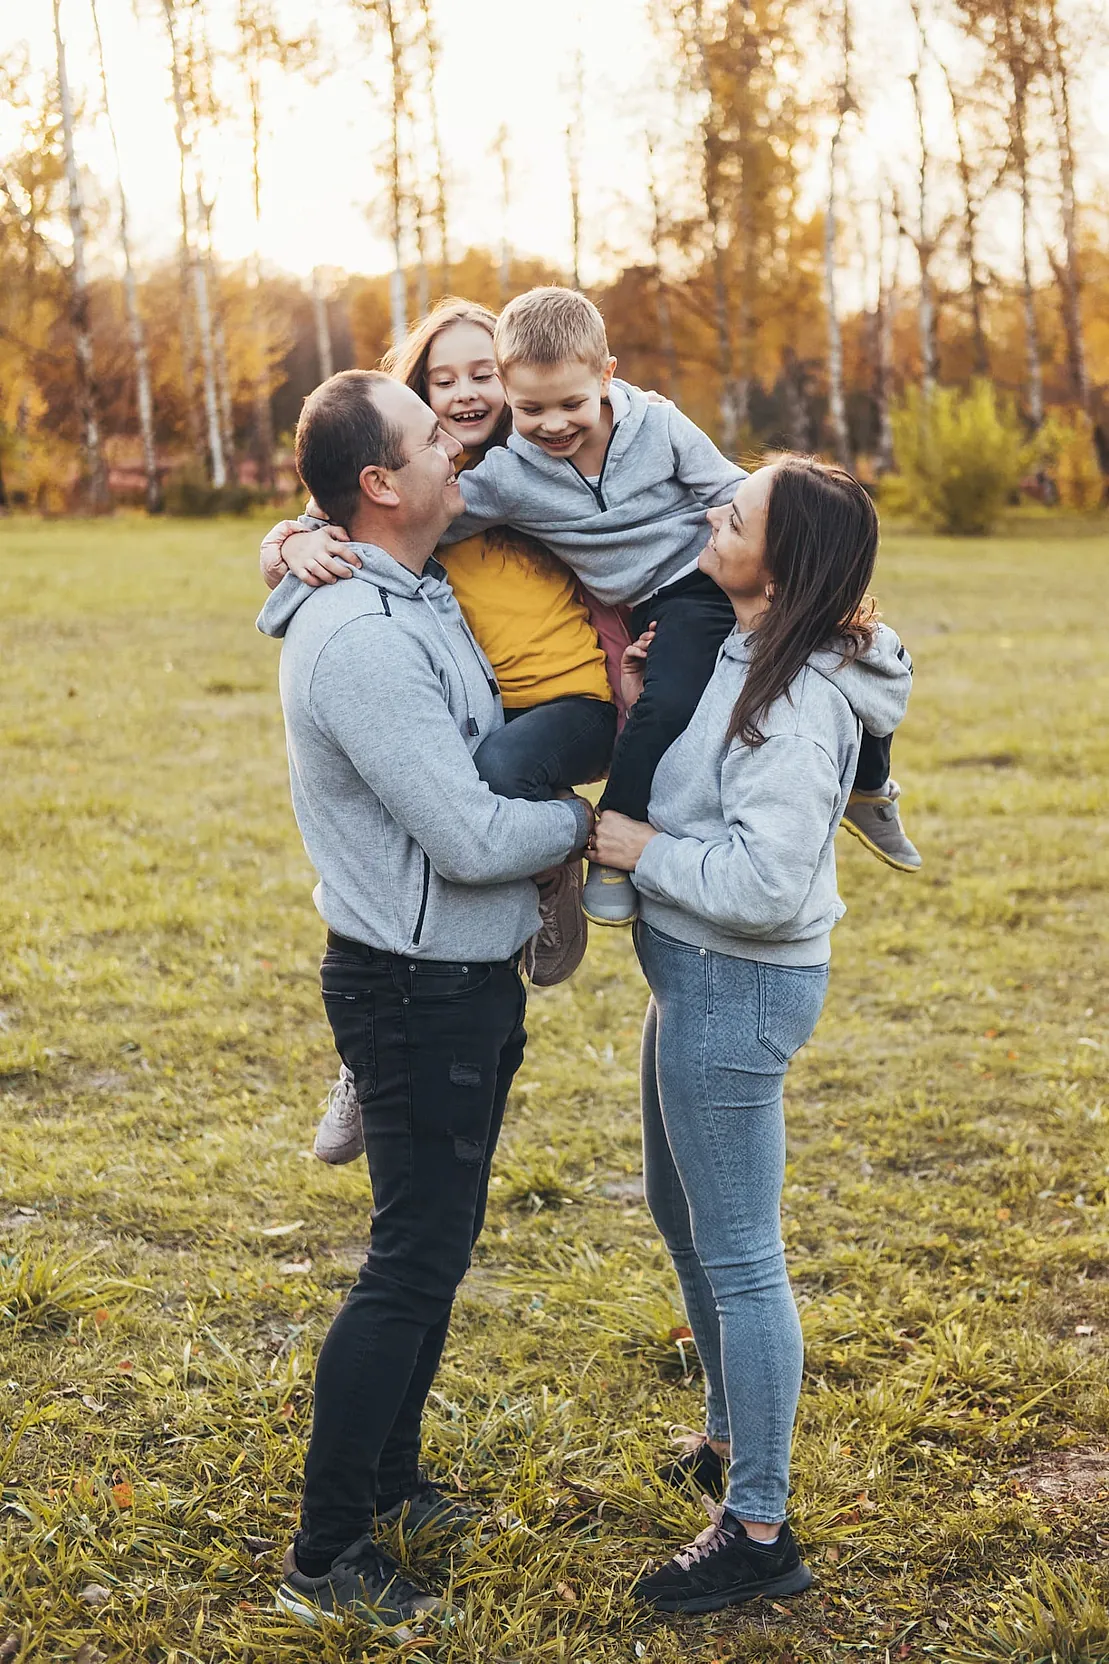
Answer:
[{"left": 1038, "top": 410, "right": 1105, "bottom": 511}]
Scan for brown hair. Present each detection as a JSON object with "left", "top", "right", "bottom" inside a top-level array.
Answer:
[
  {"left": 295, "top": 369, "right": 406, "bottom": 529},
  {"left": 728, "top": 457, "right": 879, "bottom": 747},
  {"left": 493, "top": 286, "right": 610, "bottom": 376},
  {"left": 380, "top": 297, "right": 512, "bottom": 452}
]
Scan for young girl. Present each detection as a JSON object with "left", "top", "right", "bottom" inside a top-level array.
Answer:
[
  {"left": 590, "top": 458, "right": 912, "bottom": 1614},
  {"left": 261, "top": 299, "right": 623, "bottom": 1162}
]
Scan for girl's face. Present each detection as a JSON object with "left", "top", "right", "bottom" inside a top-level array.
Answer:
[
  {"left": 423, "top": 320, "right": 505, "bottom": 450},
  {"left": 699, "top": 465, "right": 775, "bottom": 605}
]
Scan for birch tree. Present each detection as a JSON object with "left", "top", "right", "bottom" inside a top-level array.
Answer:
[
  {"left": 823, "top": 0, "right": 854, "bottom": 467},
  {"left": 938, "top": 50, "right": 991, "bottom": 377},
  {"left": 564, "top": 49, "right": 585, "bottom": 290},
  {"left": 897, "top": 2, "right": 942, "bottom": 396},
  {"left": 52, "top": 0, "right": 110, "bottom": 512},
  {"left": 645, "top": 129, "right": 682, "bottom": 403},
  {"left": 492, "top": 124, "right": 512, "bottom": 305},
  {"left": 312, "top": 267, "right": 334, "bottom": 381}
]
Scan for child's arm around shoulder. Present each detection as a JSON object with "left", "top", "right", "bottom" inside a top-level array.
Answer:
[
  {"left": 664, "top": 402, "right": 748, "bottom": 507},
  {"left": 439, "top": 450, "right": 510, "bottom": 546}
]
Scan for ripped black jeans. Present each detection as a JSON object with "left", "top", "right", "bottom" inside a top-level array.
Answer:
[{"left": 297, "top": 931, "right": 526, "bottom": 1564}]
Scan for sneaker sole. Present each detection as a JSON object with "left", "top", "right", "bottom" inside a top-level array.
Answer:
[
  {"left": 275, "top": 1584, "right": 417, "bottom": 1640},
  {"left": 839, "top": 816, "right": 922, "bottom": 873},
  {"left": 639, "top": 1562, "right": 813, "bottom": 1613},
  {"left": 313, "top": 1141, "right": 365, "bottom": 1165},
  {"left": 581, "top": 906, "right": 636, "bottom": 928}
]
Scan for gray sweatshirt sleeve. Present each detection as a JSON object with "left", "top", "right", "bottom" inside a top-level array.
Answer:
[
  {"left": 667, "top": 406, "right": 748, "bottom": 506},
  {"left": 633, "top": 735, "right": 842, "bottom": 934},
  {"left": 310, "top": 618, "right": 588, "bottom": 884},
  {"left": 439, "top": 458, "right": 507, "bottom": 546}
]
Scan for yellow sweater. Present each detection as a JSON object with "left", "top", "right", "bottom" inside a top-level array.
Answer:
[{"left": 441, "top": 523, "right": 612, "bottom": 710}]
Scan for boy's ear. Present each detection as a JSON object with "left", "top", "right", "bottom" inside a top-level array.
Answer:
[
  {"left": 601, "top": 355, "right": 617, "bottom": 394},
  {"left": 359, "top": 463, "right": 400, "bottom": 509}
]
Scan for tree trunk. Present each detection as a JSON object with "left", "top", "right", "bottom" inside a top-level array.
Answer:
[
  {"left": 53, "top": 0, "right": 111, "bottom": 513},
  {"left": 940, "top": 57, "right": 989, "bottom": 377},
  {"left": 875, "top": 195, "right": 897, "bottom": 476},
  {"left": 824, "top": 129, "right": 850, "bottom": 466},
  {"left": 419, "top": 0, "right": 449, "bottom": 293},
  {"left": 645, "top": 133, "right": 681, "bottom": 402},
  {"left": 907, "top": 67, "right": 938, "bottom": 395},
  {"left": 1019, "top": 169, "right": 1044, "bottom": 429},
  {"left": 1044, "top": 0, "right": 1090, "bottom": 418},
  {"left": 493, "top": 124, "right": 511, "bottom": 305},
  {"left": 91, "top": 0, "right": 161, "bottom": 511},
  {"left": 312, "top": 267, "right": 334, "bottom": 381},
  {"left": 248, "top": 69, "right": 273, "bottom": 489},
  {"left": 380, "top": 0, "right": 408, "bottom": 344}
]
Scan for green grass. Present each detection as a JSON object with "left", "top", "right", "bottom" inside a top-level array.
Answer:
[{"left": 1, "top": 513, "right": 1107, "bottom": 1663}]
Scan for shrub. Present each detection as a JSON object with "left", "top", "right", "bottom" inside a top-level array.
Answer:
[
  {"left": 1039, "top": 409, "right": 1106, "bottom": 511},
  {"left": 883, "top": 380, "right": 1036, "bottom": 536},
  {"left": 163, "top": 466, "right": 254, "bottom": 517}
]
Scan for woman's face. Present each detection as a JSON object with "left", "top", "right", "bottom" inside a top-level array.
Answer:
[
  {"left": 424, "top": 320, "right": 505, "bottom": 450},
  {"left": 699, "top": 465, "right": 775, "bottom": 605}
]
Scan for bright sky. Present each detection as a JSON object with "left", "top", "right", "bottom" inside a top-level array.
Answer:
[{"left": 6, "top": 0, "right": 1109, "bottom": 287}]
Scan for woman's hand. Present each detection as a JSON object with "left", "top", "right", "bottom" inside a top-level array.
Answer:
[
  {"left": 589, "top": 809, "right": 657, "bottom": 872},
  {"left": 282, "top": 524, "right": 360, "bottom": 586},
  {"left": 620, "top": 622, "right": 656, "bottom": 710}
]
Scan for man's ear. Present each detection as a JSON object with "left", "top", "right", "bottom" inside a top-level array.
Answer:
[
  {"left": 360, "top": 463, "right": 400, "bottom": 509},
  {"left": 600, "top": 355, "right": 618, "bottom": 396}
]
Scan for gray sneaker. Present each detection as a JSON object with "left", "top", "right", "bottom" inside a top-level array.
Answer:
[
  {"left": 313, "top": 1064, "right": 364, "bottom": 1165},
  {"left": 376, "top": 1477, "right": 497, "bottom": 1546},
  {"left": 840, "top": 779, "right": 922, "bottom": 872},
  {"left": 275, "top": 1533, "right": 452, "bottom": 1636},
  {"left": 526, "top": 859, "right": 588, "bottom": 987},
  {"left": 582, "top": 862, "right": 638, "bottom": 927}
]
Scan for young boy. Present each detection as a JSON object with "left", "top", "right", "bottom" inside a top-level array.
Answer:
[{"left": 443, "top": 287, "right": 919, "bottom": 923}]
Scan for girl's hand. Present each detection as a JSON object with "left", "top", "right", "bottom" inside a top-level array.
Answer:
[
  {"left": 281, "top": 524, "right": 360, "bottom": 586},
  {"left": 620, "top": 622, "right": 656, "bottom": 710},
  {"left": 588, "top": 809, "right": 657, "bottom": 872},
  {"left": 643, "top": 389, "right": 674, "bottom": 405}
]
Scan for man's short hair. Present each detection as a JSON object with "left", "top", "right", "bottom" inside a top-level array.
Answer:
[
  {"left": 295, "top": 369, "right": 407, "bottom": 528},
  {"left": 494, "top": 287, "right": 610, "bottom": 377}
]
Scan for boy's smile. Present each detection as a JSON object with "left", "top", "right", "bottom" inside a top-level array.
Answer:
[{"left": 502, "top": 356, "right": 618, "bottom": 471}]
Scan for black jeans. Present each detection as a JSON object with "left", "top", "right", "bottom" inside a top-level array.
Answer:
[
  {"left": 473, "top": 694, "right": 617, "bottom": 801},
  {"left": 297, "top": 932, "right": 527, "bottom": 1564},
  {"left": 598, "top": 568, "right": 892, "bottom": 820}
]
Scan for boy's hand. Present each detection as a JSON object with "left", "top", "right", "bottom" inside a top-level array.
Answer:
[
  {"left": 620, "top": 622, "right": 656, "bottom": 710},
  {"left": 280, "top": 524, "right": 360, "bottom": 587},
  {"left": 643, "top": 389, "right": 674, "bottom": 405}
]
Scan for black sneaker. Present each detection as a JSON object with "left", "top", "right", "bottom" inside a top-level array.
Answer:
[
  {"left": 375, "top": 1476, "right": 497, "bottom": 1545},
  {"left": 634, "top": 1506, "right": 812, "bottom": 1614},
  {"left": 657, "top": 1433, "right": 726, "bottom": 1498},
  {"left": 275, "top": 1532, "right": 452, "bottom": 1636}
]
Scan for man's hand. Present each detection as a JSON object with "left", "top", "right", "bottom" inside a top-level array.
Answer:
[
  {"left": 620, "top": 622, "right": 656, "bottom": 710},
  {"left": 588, "top": 809, "right": 657, "bottom": 872}
]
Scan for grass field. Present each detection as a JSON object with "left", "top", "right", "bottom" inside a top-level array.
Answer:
[{"left": 1, "top": 514, "right": 1108, "bottom": 1664}]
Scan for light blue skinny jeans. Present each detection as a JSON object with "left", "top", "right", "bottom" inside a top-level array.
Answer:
[{"left": 634, "top": 919, "right": 829, "bottom": 1523}]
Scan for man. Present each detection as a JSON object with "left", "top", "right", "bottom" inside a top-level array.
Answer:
[{"left": 257, "top": 370, "right": 592, "bottom": 1635}]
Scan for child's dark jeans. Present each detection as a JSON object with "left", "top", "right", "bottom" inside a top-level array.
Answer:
[
  {"left": 599, "top": 568, "right": 892, "bottom": 821},
  {"left": 473, "top": 693, "right": 617, "bottom": 801}
]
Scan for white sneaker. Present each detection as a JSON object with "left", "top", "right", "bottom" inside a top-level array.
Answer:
[{"left": 313, "top": 1064, "right": 365, "bottom": 1165}]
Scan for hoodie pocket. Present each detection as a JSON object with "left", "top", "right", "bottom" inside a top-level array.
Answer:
[{"left": 411, "top": 853, "right": 431, "bottom": 947}]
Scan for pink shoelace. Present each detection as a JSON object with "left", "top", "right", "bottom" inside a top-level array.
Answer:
[{"left": 673, "top": 1500, "right": 731, "bottom": 1571}]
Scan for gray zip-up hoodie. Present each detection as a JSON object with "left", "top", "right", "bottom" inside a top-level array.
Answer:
[
  {"left": 634, "top": 623, "right": 913, "bottom": 965},
  {"left": 257, "top": 544, "right": 589, "bottom": 962},
  {"left": 444, "top": 380, "right": 746, "bottom": 607}
]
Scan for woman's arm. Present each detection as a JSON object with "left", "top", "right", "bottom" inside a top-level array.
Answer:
[{"left": 630, "top": 736, "right": 843, "bottom": 934}]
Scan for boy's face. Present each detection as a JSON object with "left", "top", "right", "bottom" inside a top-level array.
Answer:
[{"left": 501, "top": 356, "right": 618, "bottom": 461}]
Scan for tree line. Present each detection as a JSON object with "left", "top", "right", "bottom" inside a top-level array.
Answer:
[{"left": 1, "top": 0, "right": 1106, "bottom": 516}]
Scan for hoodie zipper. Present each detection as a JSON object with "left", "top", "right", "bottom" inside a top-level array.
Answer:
[
  {"left": 418, "top": 587, "right": 485, "bottom": 736},
  {"left": 412, "top": 853, "right": 431, "bottom": 946},
  {"left": 569, "top": 420, "right": 619, "bottom": 512}
]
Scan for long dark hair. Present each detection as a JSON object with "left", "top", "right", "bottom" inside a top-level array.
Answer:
[{"left": 728, "top": 457, "right": 879, "bottom": 747}]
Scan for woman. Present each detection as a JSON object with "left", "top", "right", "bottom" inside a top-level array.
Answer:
[{"left": 591, "top": 457, "right": 913, "bottom": 1613}]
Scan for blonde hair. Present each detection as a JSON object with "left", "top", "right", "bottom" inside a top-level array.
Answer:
[{"left": 493, "top": 286, "right": 610, "bottom": 376}]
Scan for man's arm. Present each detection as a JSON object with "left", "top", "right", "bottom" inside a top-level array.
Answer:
[
  {"left": 667, "top": 404, "right": 748, "bottom": 507},
  {"left": 633, "top": 735, "right": 841, "bottom": 933},
  {"left": 312, "top": 618, "right": 589, "bottom": 884}
]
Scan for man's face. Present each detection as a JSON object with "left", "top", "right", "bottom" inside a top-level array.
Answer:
[
  {"left": 501, "top": 357, "right": 616, "bottom": 461},
  {"left": 371, "top": 379, "right": 464, "bottom": 539}
]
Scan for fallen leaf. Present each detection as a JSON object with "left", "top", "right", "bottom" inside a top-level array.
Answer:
[
  {"left": 668, "top": 1325, "right": 693, "bottom": 1342},
  {"left": 93, "top": 1308, "right": 109, "bottom": 1328},
  {"left": 242, "top": 1535, "right": 277, "bottom": 1555},
  {"left": 117, "top": 1359, "right": 133, "bottom": 1375},
  {"left": 81, "top": 1396, "right": 106, "bottom": 1414},
  {"left": 555, "top": 1581, "right": 578, "bottom": 1604},
  {"left": 74, "top": 1648, "right": 106, "bottom": 1664},
  {"left": 278, "top": 1259, "right": 313, "bottom": 1275},
  {"left": 825, "top": 1543, "right": 840, "bottom": 1563},
  {"left": 111, "top": 1480, "right": 134, "bottom": 1509},
  {"left": 77, "top": 1585, "right": 111, "bottom": 1609},
  {"left": 996, "top": 1206, "right": 1011, "bottom": 1222},
  {"left": 259, "top": 1220, "right": 305, "bottom": 1237},
  {"left": 0, "top": 1637, "right": 18, "bottom": 1661},
  {"left": 856, "top": 1491, "right": 878, "bottom": 1512},
  {"left": 277, "top": 1403, "right": 294, "bottom": 1419},
  {"left": 1076, "top": 1324, "right": 1096, "bottom": 1336}
]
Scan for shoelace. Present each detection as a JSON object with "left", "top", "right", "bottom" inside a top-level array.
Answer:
[
  {"left": 673, "top": 1500, "right": 732, "bottom": 1571},
  {"left": 326, "top": 1068, "right": 360, "bottom": 1124},
  {"left": 669, "top": 1423, "right": 712, "bottom": 1461},
  {"left": 336, "top": 1535, "right": 425, "bottom": 1600}
]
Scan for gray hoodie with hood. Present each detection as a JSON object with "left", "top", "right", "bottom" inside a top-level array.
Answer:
[
  {"left": 634, "top": 623, "right": 913, "bottom": 966},
  {"left": 257, "top": 543, "right": 589, "bottom": 963},
  {"left": 445, "top": 379, "right": 746, "bottom": 607}
]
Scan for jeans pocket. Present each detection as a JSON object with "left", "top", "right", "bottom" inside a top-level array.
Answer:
[
  {"left": 408, "top": 962, "right": 493, "bottom": 1002},
  {"left": 755, "top": 962, "right": 829, "bottom": 1064},
  {"left": 321, "top": 987, "right": 377, "bottom": 1097}
]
